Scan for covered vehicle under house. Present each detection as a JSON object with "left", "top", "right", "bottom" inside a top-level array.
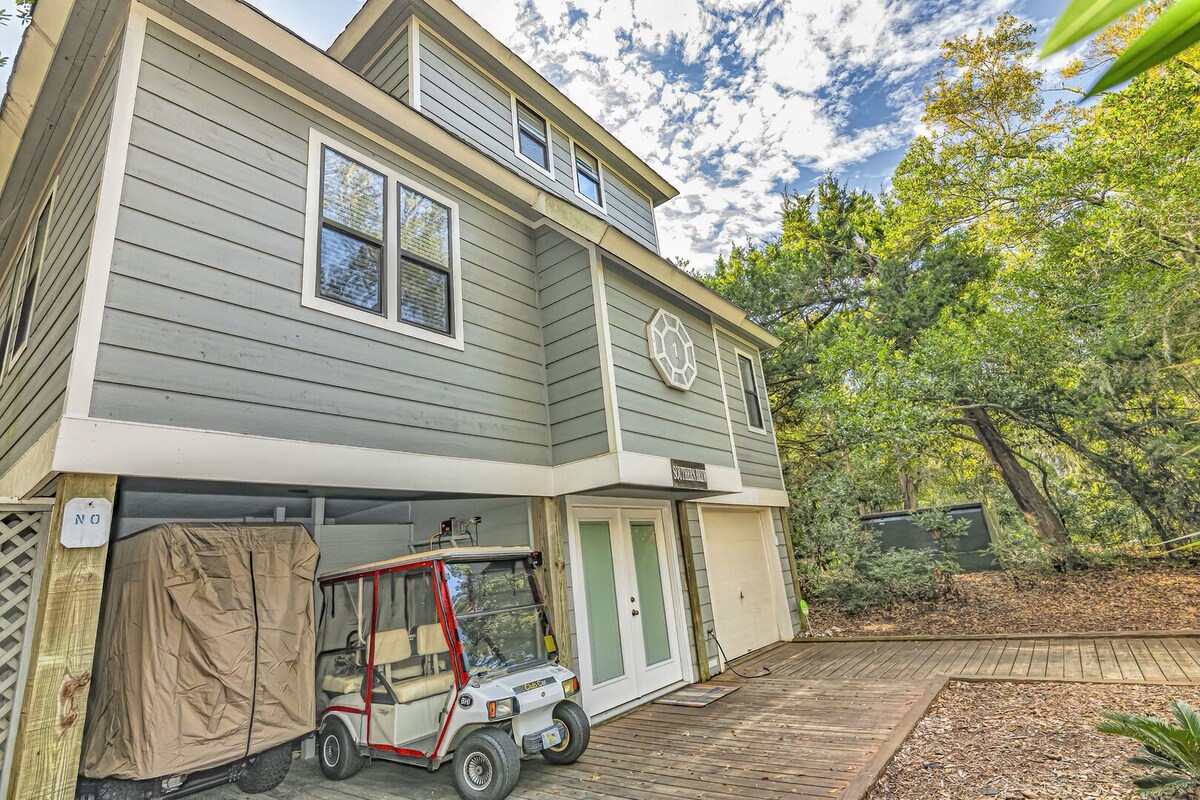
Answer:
[{"left": 0, "top": 0, "right": 804, "bottom": 797}]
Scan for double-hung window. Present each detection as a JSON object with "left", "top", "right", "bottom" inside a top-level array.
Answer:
[
  {"left": 514, "top": 100, "right": 551, "bottom": 173},
  {"left": 573, "top": 143, "right": 604, "bottom": 208},
  {"left": 304, "top": 132, "right": 463, "bottom": 349},
  {"left": 737, "top": 352, "right": 766, "bottom": 432}
]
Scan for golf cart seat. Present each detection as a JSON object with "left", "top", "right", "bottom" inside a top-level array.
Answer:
[
  {"left": 389, "top": 623, "right": 454, "bottom": 703},
  {"left": 320, "top": 629, "right": 422, "bottom": 696}
]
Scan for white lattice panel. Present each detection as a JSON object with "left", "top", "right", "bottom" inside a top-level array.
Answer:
[{"left": 0, "top": 510, "right": 43, "bottom": 775}]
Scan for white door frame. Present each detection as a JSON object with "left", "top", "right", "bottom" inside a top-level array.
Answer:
[
  {"left": 565, "top": 497, "right": 696, "bottom": 714},
  {"left": 695, "top": 505, "right": 790, "bottom": 669}
]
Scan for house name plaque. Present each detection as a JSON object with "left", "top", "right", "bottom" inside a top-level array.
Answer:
[{"left": 670, "top": 459, "right": 708, "bottom": 490}]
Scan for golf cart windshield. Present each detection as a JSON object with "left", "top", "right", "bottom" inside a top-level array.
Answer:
[{"left": 443, "top": 559, "right": 550, "bottom": 676}]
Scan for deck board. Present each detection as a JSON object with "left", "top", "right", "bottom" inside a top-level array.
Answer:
[{"left": 201, "top": 635, "right": 1200, "bottom": 800}]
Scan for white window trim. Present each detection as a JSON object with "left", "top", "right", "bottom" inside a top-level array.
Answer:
[
  {"left": 734, "top": 347, "right": 768, "bottom": 435},
  {"left": 509, "top": 94, "right": 555, "bottom": 179},
  {"left": 302, "top": 128, "right": 465, "bottom": 351},
  {"left": 407, "top": 18, "right": 421, "bottom": 111},
  {"left": 568, "top": 138, "right": 607, "bottom": 213}
]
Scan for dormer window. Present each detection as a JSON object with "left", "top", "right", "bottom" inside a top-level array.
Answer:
[
  {"left": 303, "top": 131, "right": 464, "bottom": 350},
  {"left": 573, "top": 144, "right": 604, "bottom": 209},
  {"left": 514, "top": 100, "right": 550, "bottom": 172}
]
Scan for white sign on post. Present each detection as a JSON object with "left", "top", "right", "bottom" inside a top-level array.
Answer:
[{"left": 61, "top": 497, "right": 113, "bottom": 549}]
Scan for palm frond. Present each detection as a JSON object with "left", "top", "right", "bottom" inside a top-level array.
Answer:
[
  {"left": 1169, "top": 700, "right": 1200, "bottom": 742},
  {"left": 1098, "top": 703, "right": 1200, "bottom": 795}
]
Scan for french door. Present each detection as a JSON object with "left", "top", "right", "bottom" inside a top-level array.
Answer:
[{"left": 570, "top": 506, "right": 684, "bottom": 714}]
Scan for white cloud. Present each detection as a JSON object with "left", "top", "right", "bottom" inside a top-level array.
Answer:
[{"left": 455, "top": 0, "right": 1022, "bottom": 269}]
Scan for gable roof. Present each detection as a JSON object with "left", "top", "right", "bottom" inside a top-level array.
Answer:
[
  {"left": 329, "top": 0, "right": 679, "bottom": 207},
  {"left": 0, "top": 0, "right": 778, "bottom": 350}
]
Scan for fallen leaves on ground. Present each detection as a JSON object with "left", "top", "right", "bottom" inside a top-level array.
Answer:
[
  {"left": 812, "top": 564, "right": 1200, "bottom": 637},
  {"left": 868, "top": 681, "right": 1196, "bottom": 800}
]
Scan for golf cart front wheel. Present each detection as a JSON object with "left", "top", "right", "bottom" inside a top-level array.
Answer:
[
  {"left": 541, "top": 701, "right": 590, "bottom": 765},
  {"left": 318, "top": 718, "right": 364, "bottom": 781},
  {"left": 453, "top": 728, "right": 521, "bottom": 800}
]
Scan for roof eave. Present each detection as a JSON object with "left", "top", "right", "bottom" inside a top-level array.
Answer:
[{"left": 328, "top": 0, "right": 679, "bottom": 206}]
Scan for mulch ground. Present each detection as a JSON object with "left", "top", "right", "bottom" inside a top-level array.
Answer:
[
  {"left": 811, "top": 564, "right": 1200, "bottom": 637},
  {"left": 868, "top": 681, "right": 1198, "bottom": 800}
]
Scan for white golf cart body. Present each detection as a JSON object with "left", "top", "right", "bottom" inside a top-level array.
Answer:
[{"left": 315, "top": 547, "right": 585, "bottom": 783}]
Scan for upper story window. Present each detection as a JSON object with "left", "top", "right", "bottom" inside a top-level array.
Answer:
[
  {"left": 572, "top": 143, "right": 604, "bottom": 209},
  {"left": 304, "top": 131, "right": 464, "bottom": 350},
  {"left": 2, "top": 192, "right": 53, "bottom": 378},
  {"left": 514, "top": 100, "right": 551, "bottom": 173},
  {"left": 737, "top": 352, "right": 766, "bottom": 432}
]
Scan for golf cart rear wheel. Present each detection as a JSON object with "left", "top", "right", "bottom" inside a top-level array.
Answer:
[
  {"left": 318, "top": 718, "right": 364, "bottom": 781},
  {"left": 453, "top": 728, "right": 520, "bottom": 800},
  {"left": 237, "top": 742, "right": 293, "bottom": 793},
  {"left": 541, "top": 701, "right": 590, "bottom": 765}
]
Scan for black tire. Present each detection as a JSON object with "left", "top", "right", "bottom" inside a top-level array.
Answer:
[
  {"left": 452, "top": 728, "right": 521, "bottom": 800},
  {"left": 540, "top": 701, "right": 590, "bottom": 765},
  {"left": 95, "top": 780, "right": 149, "bottom": 800},
  {"left": 318, "top": 717, "right": 364, "bottom": 781},
  {"left": 237, "top": 742, "right": 294, "bottom": 793}
]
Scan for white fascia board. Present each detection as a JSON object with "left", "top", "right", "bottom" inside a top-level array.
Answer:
[
  {"left": 701, "top": 487, "right": 790, "bottom": 508},
  {"left": 0, "top": 421, "right": 60, "bottom": 499},
  {"left": 49, "top": 417, "right": 754, "bottom": 500},
  {"left": 53, "top": 416, "right": 556, "bottom": 496}
]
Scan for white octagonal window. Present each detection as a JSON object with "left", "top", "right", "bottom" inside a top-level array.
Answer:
[{"left": 647, "top": 309, "right": 697, "bottom": 391}]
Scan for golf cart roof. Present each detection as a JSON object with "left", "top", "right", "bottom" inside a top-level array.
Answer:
[{"left": 318, "top": 546, "right": 535, "bottom": 583}]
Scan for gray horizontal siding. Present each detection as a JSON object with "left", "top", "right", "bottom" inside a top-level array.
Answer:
[
  {"left": 772, "top": 506, "right": 803, "bottom": 636},
  {"left": 536, "top": 228, "right": 607, "bottom": 464},
  {"left": 0, "top": 49, "right": 118, "bottom": 476},
  {"left": 413, "top": 32, "right": 659, "bottom": 253},
  {"left": 603, "top": 263, "right": 734, "bottom": 468},
  {"left": 362, "top": 25, "right": 409, "bottom": 104},
  {"left": 715, "top": 328, "right": 784, "bottom": 489},
  {"left": 685, "top": 502, "right": 717, "bottom": 665},
  {"left": 92, "top": 23, "right": 552, "bottom": 464},
  {"left": 603, "top": 171, "right": 657, "bottom": 251}
]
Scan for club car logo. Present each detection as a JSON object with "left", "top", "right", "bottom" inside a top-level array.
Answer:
[{"left": 517, "top": 677, "right": 553, "bottom": 693}]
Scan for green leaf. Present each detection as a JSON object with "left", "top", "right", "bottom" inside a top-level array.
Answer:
[
  {"left": 1041, "top": 0, "right": 1143, "bottom": 55},
  {"left": 1087, "top": 0, "right": 1200, "bottom": 95}
]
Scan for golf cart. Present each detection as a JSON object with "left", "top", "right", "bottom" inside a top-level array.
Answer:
[{"left": 315, "top": 546, "right": 589, "bottom": 800}]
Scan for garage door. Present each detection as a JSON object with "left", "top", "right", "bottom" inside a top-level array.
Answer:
[{"left": 702, "top": 508, "right": 781, "bottom": 659}]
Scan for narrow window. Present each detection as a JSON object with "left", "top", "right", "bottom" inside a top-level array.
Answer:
[
  {"left": 319, "top": 147, "right": 386, "bottom": 314},
  {"left": 398, "top": 186, "right": 452, "bottom": 334},
  {"left": 11, "top": 198, "right": 52, "bottom": 356},
  {"left": 515, "top": 101, "right": 550, "bottom": 171},
  {"left": 574, "top": 145, "right": 603, "bottom": 207},
  {"left": 738, "top": 353, "right": 765, "bottom": 430},
  {"left": 0, "top": 316, "right": 10, "bottom": 376}
]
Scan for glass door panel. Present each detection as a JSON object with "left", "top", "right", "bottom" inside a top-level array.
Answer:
[
  {"left": 578, "top": 520, "right": 625, "bottom": 684},
  {"left": 629, "top": 521, "right": 671, "bottom": 666}
]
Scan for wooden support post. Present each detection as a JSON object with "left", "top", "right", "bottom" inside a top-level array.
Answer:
[
  {"left": 779, "top": 508, "right": 811, "bottom": 636},
  {"left": 531, "top": 497, "right": 571, "bottom": 671},
  {"left": 10, "top": 473, "right": 118, "bottom": 800},
  {"left": 675, "top": 501, "right": 710, "bottom": 683}
]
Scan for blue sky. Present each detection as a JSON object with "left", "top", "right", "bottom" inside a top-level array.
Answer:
[{"left": 0, "top": 0, "right": 1074, "bottom": 267}]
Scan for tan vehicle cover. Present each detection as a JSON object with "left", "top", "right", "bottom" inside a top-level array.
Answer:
[{"left": 81, "top": 523, "right": 319, "bottom": 780}]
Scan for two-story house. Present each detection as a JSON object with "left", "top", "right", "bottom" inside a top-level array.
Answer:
[{"left": 0, "top": 0, "right": 802, "bottom": 794}]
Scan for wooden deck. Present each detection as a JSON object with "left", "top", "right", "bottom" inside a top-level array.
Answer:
[
  {"left": 202, "top": 635, "right": 1200, "bottom": 800},
  {"left": 732, "top": 634, "right": 1200, "bottom": 685}
]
